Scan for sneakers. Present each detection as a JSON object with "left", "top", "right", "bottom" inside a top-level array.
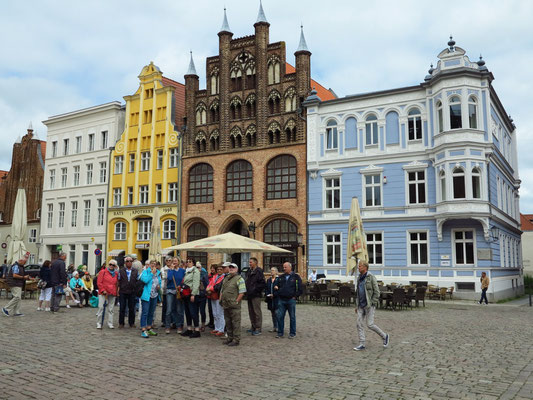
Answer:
[
  {"left": 223, "top": 339, "right": 233, "bottom": 345},
  {"left": 246, "top": 328, "right": 254, "bottom": 333},
  {"left": 108, "top": 324, "right": 115, "bottom": 329},
  {"left": 141, "top": 331, "right": 149, "bottom": 338},
  {"left": 227, "top": 341, "right": 239, "bottom": 346},
  {"left": 383, "top": 334, "right": 390, "bottom": 348},
  {"left": 215, "top": 332, "right": 225, "bottom": 337},
  {"left": 74, "top": 300, "right": 80, "bottom": 304},
  {"left": 180, "top": 330, "right": 192, "bottom": 337},
  {"left": 96, "top": 323, "right": 102, "bottom": 329},
  {"left": 275, "top": 334, "right": 283, "bottom": 338},
  {"left": 66, "top": 305, "right": 71, "bottom": 309},
  {"left": 14, "top": 313, "right": 24, "bottom": 317},
  {"left": 289, "top": 334, "right": 296, "bottom": 339},
  {"left": 189, "top": 331, "right": 201, "bottom": 338},
  {"left": 45, "top": 308, "right": 50, "bottom": 312},
  {"left": 1, "top": 308, "right": 8, "bottom": 317},
  {"left": 165, "top": 329, "right": 171, "bottom": 334},
  {"left": 147, "top": 329, "right": 157, "bottom": 336},
  {"left": 210, "top": 330, "right": 219, "bottom": 335},
  {"left": 37, "top": 307, "right": 42, "bottom": 311},
  {"left": 252, "top": 330, "right": 262, "bottom": 336},
  {"left": 269, "top": 328, "right": 277, "bottom": 332},
  {"left": 353, "top": 344, "right": 366, "bottom": 351}
]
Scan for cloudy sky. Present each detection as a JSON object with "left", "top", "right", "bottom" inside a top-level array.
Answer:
[{"left": 1, "top": 0, "right": 532, "bottom": 211}]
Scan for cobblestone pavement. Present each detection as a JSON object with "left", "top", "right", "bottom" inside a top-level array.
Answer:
[{"left": 1, "top": 298, "right": 532, "bottom": 400}]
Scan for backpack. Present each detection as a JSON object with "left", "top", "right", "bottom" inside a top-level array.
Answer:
[{"left": 135, "top": 278, "right": 145, "bottom": 298}]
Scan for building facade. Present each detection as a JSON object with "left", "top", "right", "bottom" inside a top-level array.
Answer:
[
  {"left": 107, "top": 62, "right": 185, "bottom": 264},
  {"left": 0, "top": 125, "right": 46, "bottom": 264},
  {"left": 181, "top": 6, "right": 334, "bottom": 273},
  {"left": 306, "top": 39, "right": 522, "bottom": 301},
  {"left": 520, "top": 213, "right": 533, "bottom": 276},
  {"left": 41, "top": 102, "right": 125, "bottom": 273}
]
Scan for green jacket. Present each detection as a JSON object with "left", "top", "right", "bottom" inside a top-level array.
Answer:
[
  {"left": 354, "top": 272, "right": 380, "bottom": 308},
  {"left": 182, "top": 267, "right": 200, "bottom": 296}
]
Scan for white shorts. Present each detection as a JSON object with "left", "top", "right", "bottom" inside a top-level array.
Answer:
[{"left": 39, "top": 287, "right": 53, "bottom": 301}]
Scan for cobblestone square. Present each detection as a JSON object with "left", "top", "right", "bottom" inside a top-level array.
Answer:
[{"left": 1, "top": 299, "right": 532, "bottom": 399}]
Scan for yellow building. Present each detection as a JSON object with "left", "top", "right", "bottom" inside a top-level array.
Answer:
[{"left": 107, "top": 62, "right": 185, "bottom": 263}]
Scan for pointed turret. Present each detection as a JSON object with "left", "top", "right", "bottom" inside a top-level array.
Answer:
[
  {"left": 256, "top": 0, "right": 268, "bottom": 24},
  {"left": 220, "top": 7, "right": 232, "bottom": 34},
  {"left": 185, "top": 51, "right": 197, "bottom": 76},
  {"left": 28, "top": 122, "right": 33, "bottom": 133},
  {"left": 296, "top": 25, "right": 310, "bottom": 54}
]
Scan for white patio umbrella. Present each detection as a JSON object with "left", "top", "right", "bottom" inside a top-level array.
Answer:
[
  {"left": 7, "top": 188, "right": 28, "bottom": 264},
  {"left": 347, "top": 197, "right": 368, "bottom": 276},
  {"left": 148, "top": 207, "right": 162, "bottom": 262},
  {"left": 165, "top": 231, "right": 292, "bottom": 254}
]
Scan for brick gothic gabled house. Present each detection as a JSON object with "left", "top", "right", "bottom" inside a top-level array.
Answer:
[{"left": 181, "top": 5, "right": 335, "bottom": 274}]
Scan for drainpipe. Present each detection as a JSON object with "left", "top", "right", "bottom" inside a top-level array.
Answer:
[{"left": 104, "top": 146, "right": 115, "bottom": 265}]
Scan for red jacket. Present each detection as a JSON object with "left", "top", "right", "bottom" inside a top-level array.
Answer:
[{"left": 97, "top": 268, "right": 118, "bottom": 296}]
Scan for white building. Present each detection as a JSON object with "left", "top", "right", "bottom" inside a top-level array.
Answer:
[{"left": 40, "top": 102, "right": 125, "bottom": 274}]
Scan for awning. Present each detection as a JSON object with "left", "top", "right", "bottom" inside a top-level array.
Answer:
[
  {"left": 161, "top": 249, "right": 174, "bottom": 256},
  {"left": 108, "top": 249, "right": 125, "bottom": 257}
]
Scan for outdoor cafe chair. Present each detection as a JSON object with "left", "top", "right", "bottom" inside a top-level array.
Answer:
[
  {"left": 391, "top": 288, "right": 405, "bottom": 310},
  {"left": 438, "top": 287, "right": 448, "bottom": 300},
  {"left": 404, "top": 287, "right": 415, "bottom": 309},
  {"left": 415, "top": 287, "right": 426, "bottom": 307},
  {"left": 337, "top": 285, "right": 352, "bottom": 306},
  {"left": 447, "top": 286, "right": 454, "bottom": 300}
]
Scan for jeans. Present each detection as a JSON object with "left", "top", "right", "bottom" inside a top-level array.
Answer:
[
  {"left": 356, "top": 306, "right": 386, "bottom": 345},
  {"left": 165, "top": 293, "right": 178, "bottom": 328},
  {"left": 269, "top": 297, "right": 279, "bottom": 329},
  {"left": 161, "top": 293, "right": 167, "bottom": 325},
  {"left": 197, "top": 296, "right": 207, "bottom": 324},
  {"left": 277, "top": 298, "right": 296, "bottom": 336},
  {"left": 51, "top": 286, "right": 63, "bottom": 312},
  {"left": 140, "top": 297, "right": 158, "bottom": 329},
  {"left": 183, "top": 296, "right": 199, "bottom": 328},
  {"left": 119, "top": 292, "right": 137, "bottom": 326},
  {"left": 207, "top": 298, "right": 214, "bottom": 325},
  {"left": 480, "top": 288, "right": 488, "bottom": 304},
  {"left": 212, "top": 299, "right": 225, "bottom": 332}
]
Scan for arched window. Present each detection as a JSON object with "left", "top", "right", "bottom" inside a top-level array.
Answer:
[
  {"left": 195, "top": 104, "right": 207, "bottom": 125},
  {"left": 245, "top": 95, "right": 256, "bottom": 118},
  {"left": 267, "top": 58, "right": 281, "bottom": 84},
  {"left": 263, "top": 218, "right": 298, "bottom": 272},
  {"left": 230, "top": 97, "right": 242, "bottom": 120},
  {"left": 439, "top": 170, "right": 446, "bottom": 201},
  {"left": 472, "top": 167, "right": 481, "bottom": 199},
  {"left": 196, "top": 138, "right": 206, "bottom": 153},
  {"left": 230, "top": 127, "right": 242, "bottom": 149},
  {"left": 188, "top": 163, "right": 213, "bottom": 204},
  {"left": 449, "top": 96, "right": 462, "bottom": 129},
  {"left": 385, "top": 111, "right": 399, "bottom": 145},
  {"left": 245, "top": 62, "right": 256, "bottom": 89},
  {"left": 326, "top": 120, "right": 338, "bottom": 149},
  {"left": 436, "top": 101, "right": 443, "bottom": 133},
  {"left": 226, "top": 160, "right": 252, "bottom": 202},
  {"left": 452, "top": 167, "right": 465, "bottom": 199},
  {"left": 210, "top": 101, "right": 219, "bottom": 123},
  {"left": 468, "top": 96, "right": 478, "bottom": 129},
  {"left": 187, "top": 222, "right": 208, "bottom": 268},
  {"left": 284, "top": 87, "right": 297, "bottom": 112},
  {"left": 210, "top": 70, "right": 219, "bottom": 95},
  {"left": 268, "top": 122, "right": 281, "bottom": 144},
  {"left": 162, "top": 219, "right": 176, "bottom": 240},
  {"left": 266, "top": 155, "right": 297, "bottom": 199},
  {"left": 230, "top": 66, "right": 242, "bottom": 91},
  {"left": 114, "top": 222, "right": 126, "bottom": 241},
  {"left": 268, "top": 91, "right": 281, "bottom": 114},
  {"left": 209, "top": 131, "right": 220, "bottom": 151},
  {"left": 407, "top": 108, "right": 422, "bottom": 140},
  {"left": 345, "top": 117, "right": 357, "bottom": 148},
  {"left": 285, "top": 120, "right": 296, "bottom": 143},
  {"left": 365, "top": 114, "right": 378, "bottom": 145},
  {"left": 245, "top": 125, "right": 256, "bottom": 147}
]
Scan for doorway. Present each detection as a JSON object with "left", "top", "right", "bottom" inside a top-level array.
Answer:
[
  {"left": 141, "top": 250, "right": 149, "bottom": 264},
  {"left": 226, "top": 219, "right": 250, "bottom": 272}
]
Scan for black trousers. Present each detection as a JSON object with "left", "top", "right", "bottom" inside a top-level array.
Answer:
[
  {"left": 81, "top": 290, "right": 91, "bottom": 306},
  {"left": 119, "top": 292, "right": 136, "bottom": 326},
  {"left": 161, "top": 294, "right": 167, "bottom": 324}
]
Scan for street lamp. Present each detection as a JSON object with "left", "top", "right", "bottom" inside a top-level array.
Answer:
[
  {"left": 297, "top": 232, "right": 305, "bottom": 256},
  {"left": 248, "top": 221, "right": 256, "bottom": 239}
]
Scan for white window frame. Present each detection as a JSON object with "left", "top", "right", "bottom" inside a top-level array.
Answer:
[
  {"left": 452, "top": 229, "right": 476, "bottom": 267},
  {"left": 169, "top": 148, "right": 178, "bottom": 168},
  {"left": 73, "top": 165, "right": 80, "bottom": 186},
  {"left": 468, "top": 96, "right": 478, "bottom": 129},
  {"left": 157, "top": 150, "right": 163, "bottom": 170},
  {"left": 362, "top": 173, "right": 382, "bottom": 207},
  {"left": 83, "top": 200, "right": 91, "bottom": 227},
  {"left": 58, "top": 202, "right": 65, "bottom": 228},
  {"left": 76, "top": 136, "right": 82, "bottom": 153},
  {"left": 323, "top": 233, "right": 342, "bottom": 266},
  {"left": 63, "top": 138, "right": 69, "bottom": 156},
  {"left": 449, "top": 96, "right": 462, "bottom": 130},
  {"left": 407, "top": 109, "right": 422, "bottom": 141},
  {"left": 324, "top": 177, "right": 341, "bottom": 210},
  {"left": 88, "top": 134, "right": 95, "bottom": 151},
  {"left": 471, "top": 167, "right": 482, "bottom": 199},
  {"left": 162, "top": 219, "right": 176, "bottom": 240},
  {"left": 139, "top": 185, "right": 149, "bottom": 204},
  {"left": 452, "top": 167, "right": 466, "bottom": 199},
  {"left": 137, "top": 219, "right": 152, "bottom": 241},
  {"left": 407, "top": 230, "right": 429, "bottom": 266},
  {"left": 49, "top": 169, "right": 55, "bottom": 189},
  {"left": 155, "top": 184, "right": 162, "bottom": 203},
  {"left": 365, "top": 115, "right": 379, "bottom": 146},
  {"left": 69, "top": 244, "right": 76, "bottom": 265},
  {"left": 99, "top": 161, "right": 107, "bottom": 183},
  {"left": 439, "top": 169, "right": 446, "bottom": 202},
  {"left": 86, "top": 163, "right": 93, "bottom": 185},
  {"left": 129, "top": 153, "right": 135, "bottom": 173},
  {"left": 113, "top": 188, "right": 121, "bottom": 206},
  {"left": 406, "top": 169, "right": 427, "bottom": 205},
  {"left": 436, "top": 101, "right": 444, "bottom": 133},
  {"left": 52, "top": 141, "right": 57, "bottom": 157},
  {"left": 141, "top": 151, "right": 150, "bottom": 171},
  {"left": 127, "top": 187, "right": 133, "bottom": 205},
  {"left": 47, "top": 204, "right": 53, "bottom": 229},
  {"left": 97, "top": 199, "right": 105, "bottom": 226},
  {"left": 114, "top": 222, "right": 127, "bottom": 241},
  {"left": 325, "top": 121, "right": 338, "bottom": 150},
  {"left": 29, "top": 228, "right": 37, "bottom": 243},
  {"left": 101, "top": 131, "right": 108, "bottom": 149},
  {"left": 168, "top": 183, "right": 178, "bottom": 202},
  {"left": 114, "top": 156, "right": 123, "bottom": 174},
  {"left": 366, "top": 231, "right": 384, "bottom": 266},
  {"left": 71, "top": 201, "right": 78, "bottom": 227},
  {"left": 61, "top": 167, "right": 68, "bottom": 188}
]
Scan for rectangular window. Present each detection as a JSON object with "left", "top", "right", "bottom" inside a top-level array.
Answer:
[
  {"left": 141, "top": 152, "right": 150, "bottom": 171},
  {"left": 137, "top": 219, "right": 152, "bottom": 241},
  {"left": 367, "top": 233, "right": 383, "bottom": 265},
  {"left": 157, "top": 150, "right": 163, "bottom": 169},
  {"left": 73, "top": 165, "right": 80, "bottom": 186},
  {"left": 325, "top": 177, "right": 340, "bottom": 209},
  {"left": 364, "top": 174, "right": 381, "bottom": 207},
  {"left": 63, "top": 138, "right": 69, "bottom": 155},
  {"left": 47, "top": 204, "right": 53, "bottom": 229},
  {"left": 86, "top": 163, "right": 93, "bottom": 184},
  {"left": 365, "top": 120, "right": 378, "bottom": 145},
  {"left": 49, "top": 169, "right": 55, "bottom": 189},
  {"left": 127, "top": 187, "right": 133, "bottom": 205},
  {"left": 61, "top": 167, "right": 68, "bottom": 188},
  {"left": 58, "top": 202, "right": 65, "bottom": 228},
  {"left": 88, "top": 134, "right": 95, "bottom": 151},
  {"left": 454, "top": 230, "right": 475, "bottom": 265},
  {"left": 76, "top": 136, "right": 82, "bottom": 153},
  {"left": 114, "top": 156, "right": 123, "bottom": 174},
  {"left": 156, "top": 184, "right": 162, "bottom": 203},
  {"left": 97, "top": 199, "right": 105, "bottom": 226},
  {"left": 83, "top": 200, "right": 91, "bottom": 227},
  {"left": 52, "top": 141, "right": 57, "bottom": 157},
  {"left": 113, "top": 188, "right": 122, "bottom": 206},
  {"left": 69, "top": 245, "right": 76, "bottom": 266},
  {"left": 71, "top": 201, "right": 77, "bottom": 227},
  {"left": 129, "top": 154, "right": 135, "bottom": 172},
  {"left": 169, "top": 148, "right": 178, "bottom": 168},
  {"left": 99, "top": 161, "right": 107, "bottom": 183},
  {"left": 168, "top": 183, "right": 178, "bottom": 202},
  {"left": 143, "top": 110, "right": 153, "bottom": 124},
  {"left": 408, "top": 170, "right": 426, "bottom": 204},
  {"left": 29, "top": 229, "right": 37, "bottom": 243},
  {"left": 408, "top": 116, "right": 422, "bottom": 140},
  {"left": 409, "top": 231, "right": 428, "bottom": 266},
  {"left": 325, "top": 234, "right": 341, "bottom": 265},
  {"left": 101, "top": 131, "right": 108, "bottom": 149},
  {"left": 326, "top": 126, "right": 338, "bottom": 149},
  {"left": 139, "top": 185, "right": 149, "bottom": 204},
  {"left": 82, "top": 244, "right": 89, "bottom": 266}
]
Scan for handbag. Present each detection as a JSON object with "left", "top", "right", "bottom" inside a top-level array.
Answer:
[
  {"left": 89, "top": 295, "right": 99, "bottom": 308},
  {"left": 135, "top": 279, "right": 144, "bottom": 298},
  {"left": 172, "top": 275, "right": 182, "bottom": 299},
  {"left": 37, "top": 279, "right": 47, "bottom": 289},
  {"left": 54, "top": 286, "right": 64, "bottom": 295}
]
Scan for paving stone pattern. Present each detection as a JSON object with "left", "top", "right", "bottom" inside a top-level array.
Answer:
[{"left": 1, "top": 300, "right": 532, "bottom": 399}]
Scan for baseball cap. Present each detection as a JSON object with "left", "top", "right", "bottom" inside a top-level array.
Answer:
[
  {"left": 228, "top": 263, "right": 238, "bottom": 269},
  {"left": 222, "top": 262, "right": 232, "bottom": 267}
]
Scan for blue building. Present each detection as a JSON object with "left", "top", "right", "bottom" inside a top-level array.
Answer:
[{"left": 304, "top": 39, "right": 522, "bottom": 301}]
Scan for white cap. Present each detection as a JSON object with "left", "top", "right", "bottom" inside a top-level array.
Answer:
[{"left": 222, "top": 262, "right": 232, "bottom": 267}]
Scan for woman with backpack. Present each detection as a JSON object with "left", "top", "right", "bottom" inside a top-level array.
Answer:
[
  {"left": 139, "top": 260, "right": 161, "bottom": 338},
  {"left": 207, "top": 264, "right": 226, "bottom": 336},
  {"left": 195, "top": 262, "right": 210, "bottom": 332}
]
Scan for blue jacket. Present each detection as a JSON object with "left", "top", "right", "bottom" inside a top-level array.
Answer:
[
  {"left": 275, "top": 272, "right": 303, "bottom": 299},
  {"left": 139, "top": 269, "right": 162, "bottom": 302},
  {"left": 167, "top": 269, "right": 183, "bottom": 291},
  {"left": 198, "top": 268, "right": 209, "bottom": 298}
]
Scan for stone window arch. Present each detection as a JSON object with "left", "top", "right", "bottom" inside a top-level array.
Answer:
[
  {"left": 245, "top": 125, "right": 257, "bottom": 147},
  {"left": 245, "top": 60, "right": 256, "bottom": 89},
  {"left": 266, "top": 155, "right": 297, "bottom": 199},
  {"left": 284, "top": 87, "right": 297, "bottom": 112},
  {"left": 187, "top": 222, "right": 208, "bottom": 267},
  {"left": 230, "top": 97, "right": 242, "bottom": 120},
  {"left": 268, "top": 90, "right": 281, "bottom": 114},
  {"left": 449, "top": 96, "right": 462, "bottom": 129},
  {"left": 195, "top": 103, "right": 207, "bottom": 125},
  {"left": 189, "top": 163, "right": 213, "bottom": 204},
  {"left": 268, "top": 121, "right": 281, "bottom": 144},
  {"left": 452, "top": 166, "right": 465, "bottom": 199},
  {"left": 210, "top": 99, "right": 219, "bottom": 123},
  {"left": 285, "top": 119, "right": 297, "bottom": 143},
  {"left": 209, "top": 130, "right": 220, "bottom": 151},
  {"left": 230, "top": 63, "right": 243, "bottom": 91},
  {"left": 226, "top": 160, "right": 253, "bottom": 202},
  {"left": 195, "top": 131, "right": 207, "bottom": 153},
  {"left": 245, "top": 94, "right": 256, "bottom": 118},
  {"left": 210, "top": 67, "right": 219, "bottom": 95},
  {"left": 230, "top": 127, "right": 243, "bottom": 149},
  {"left": 267, "top": 55, "right": 281, "bottom": 84}
]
